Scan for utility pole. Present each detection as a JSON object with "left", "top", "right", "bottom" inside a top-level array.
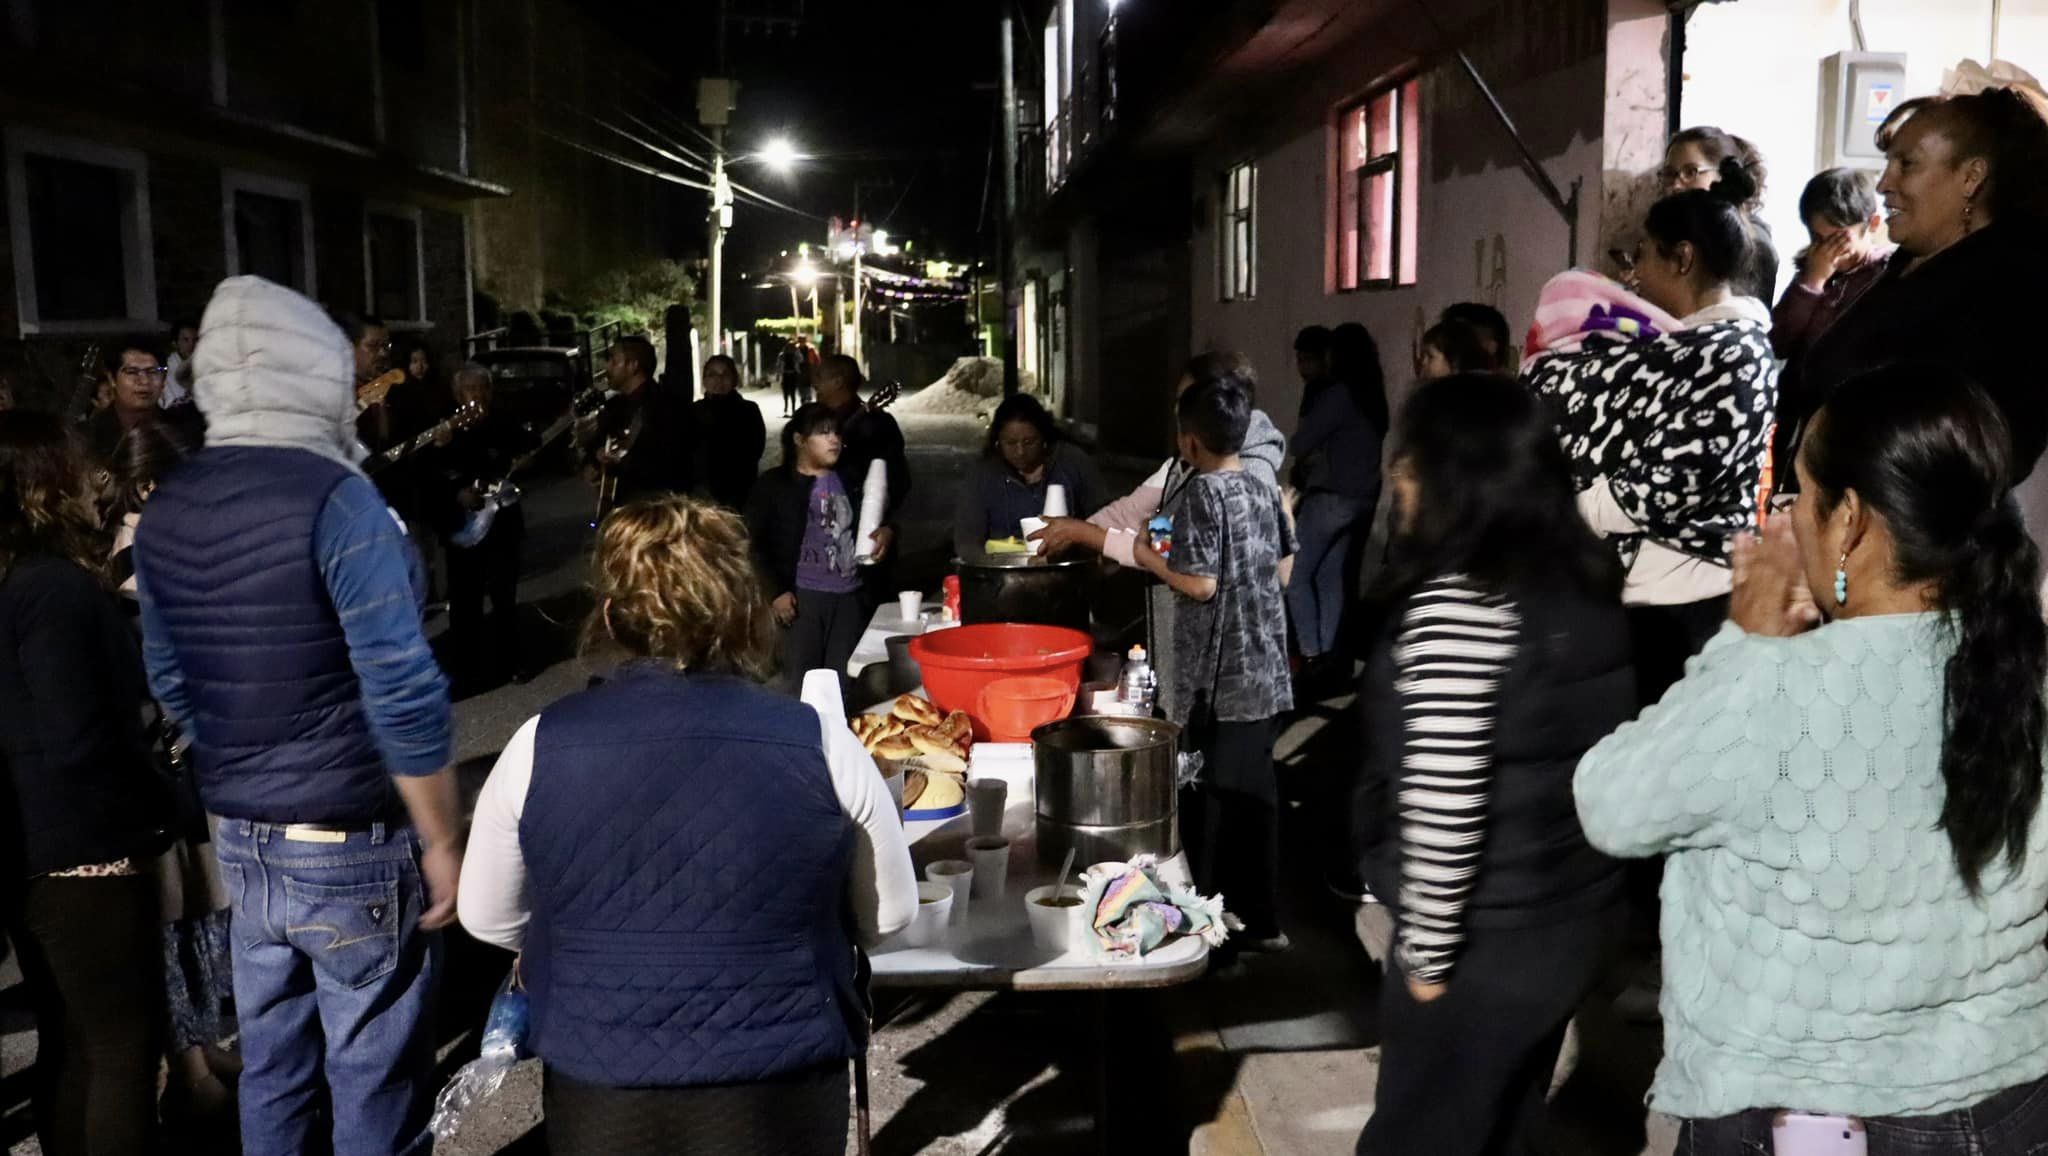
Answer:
[
  {"left": 997, "top": 12, "right": 1019, "bottom": 396},
  {"left": 702, "top": 0, "right": 735, "bottom": 354}
]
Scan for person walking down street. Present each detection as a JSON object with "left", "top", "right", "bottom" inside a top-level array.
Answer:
[
  {"left": 777, "top": 339, "right": 806, "bottom": 418},
  {"left": 953, "top": 392, "right": 1104, "bottom": 558},
  {"left": 692, "top": 353, "right": 767, "bottom": 511},
  {"left": 1770, "top": 167, "right": 1894, "bottom": 361},
  {"left": 1577, "top": 365, "right": 2048, "bottom": 1154},
  {"left": 430, "top": 364, "right": 540, "bottom": 693},
  {"left": 815, "top": 354, "right": 908, "bottom": 594},
  {"left": 1354, "top": 375, "right": 1633, "bottom": 1156},
  {"left": 1775, "top": 86, "right": 2048, "bottom": 483},
  {"left": 132, "top": 275, "right": 463, "bottom": 1156},
  {"left": 1663, "top": 125, "right": 1781, "bottom": 301},
  {"left": 1526, "top": 160, "right": 1779, "bottom": 703},
  {"left": 0, "top": 412, "right": 172, "bottom": 1156},
  {"left": 1285, "top": 322, "right": 1386, "bottom": 688},
  {"left": 749, "top": 405, "right": 870, "bottom": 687},
  {"left": 460, "top": 496, "right": 917, "bottom": 1156},
  {"left": 1030, "top": 351, "right": 1287, "bottom": 720},
  {"left": 1130, "top": 370, "right": 1295, "bottom": 955}
]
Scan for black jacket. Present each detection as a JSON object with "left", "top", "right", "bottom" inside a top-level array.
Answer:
[
  {"left": 693, "top": 391, "right": 768, "bottom": 510},
  {"left": 0, "top": 555, "right": 170, "bottom": 877},
  {"left": 594, "top": 380, "right": 698, "bottom": 501},
  {"left": 1777, "top": 222, "right": 2048, "bottom": 478},
  {"left": 1357, "top": 578, "right": 1633, "bottom": 928},
  {"left": 745, "top": 466, "right": 874, "bottom": 600}
]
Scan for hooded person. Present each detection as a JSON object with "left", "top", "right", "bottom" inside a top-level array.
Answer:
[{"left": 130, "top": 276, "right": 464, "bottom": 1156}]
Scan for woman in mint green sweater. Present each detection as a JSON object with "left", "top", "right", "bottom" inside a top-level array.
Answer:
[{"left": 1576, "top": 364, "right": 2048, "bottom": 1153}]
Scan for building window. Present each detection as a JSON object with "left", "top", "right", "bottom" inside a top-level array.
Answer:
[
  {"left": 364, "top": 206, "right": 424, "bottom": 323},
  {"left": 223, "top": 172, "right": 316, "bottom": 292},
  {"left": 1336, "top": 79, "right": 1420, "bottom": 291},
  {"left": 4, "top": 128, "right": 156, "bottom": 333},
  {"left": 1220, "top": 162, "right": 1257, "bottom": 302}
]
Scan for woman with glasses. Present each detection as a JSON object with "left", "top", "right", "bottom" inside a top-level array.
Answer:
[
  {"left": 951, "top": 392, "right": 1104, "bottom": 558},
  {"left": 1662, "top": 126, "right": 1780, "bottom": 301}
]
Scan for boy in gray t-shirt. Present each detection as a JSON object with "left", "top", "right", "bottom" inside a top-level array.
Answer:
[{"left": 1132, "top": 374, "right": 1296, "bottom": 948}]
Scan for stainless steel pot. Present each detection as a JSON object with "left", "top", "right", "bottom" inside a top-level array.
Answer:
[
  {"left": 956, "top": 553, "right": 1092, "bottom": 632},
  {"left": 1031, "top": 715, "right": 1180, "bottom": 867}
]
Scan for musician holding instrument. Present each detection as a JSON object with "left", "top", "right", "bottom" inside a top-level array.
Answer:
[
  {"left": 428, "top": 365, "right": 539, "bottom": 690},
  {"left": 583, "top": 335, "right": 696, "bottom": 516}
]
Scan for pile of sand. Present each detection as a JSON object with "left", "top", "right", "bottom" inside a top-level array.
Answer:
[{"left": 892, "top": 357, "right": 1039, "bottom": 417}]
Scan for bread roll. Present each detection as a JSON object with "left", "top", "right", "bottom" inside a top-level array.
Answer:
[
  {"left": 891, "top": 695, "right": 942, "bottom": 726},
  {"left": 917, "top": 771, "right": 965, "bottom": 810},
  {"left": 874, "top": 735, "right": 919, "bottom": 760}
]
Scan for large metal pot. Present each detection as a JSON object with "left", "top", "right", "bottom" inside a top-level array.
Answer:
[
  {"left": 956, "top": 553, "right": 1092, "bottom": 632},
  {"left": 1031, "top": 715, "right": 1180, "bottom": 867}
]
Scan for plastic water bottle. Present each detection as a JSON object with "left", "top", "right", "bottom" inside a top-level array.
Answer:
[{"left": 1118, "top": 645, "right": 1158, "bottom": 715}]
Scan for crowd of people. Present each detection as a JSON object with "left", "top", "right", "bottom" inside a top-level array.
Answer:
[{"left": 0, "top": 78, "right": 2046, "bottom": 1156}]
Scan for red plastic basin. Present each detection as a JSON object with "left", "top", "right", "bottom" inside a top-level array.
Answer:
[{"left": 908, "top": 623, "right": 1093, "bottom": 741}]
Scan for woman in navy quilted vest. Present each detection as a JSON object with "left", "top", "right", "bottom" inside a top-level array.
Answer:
[{"left": 460, "top": 494, "right": 918, "bottom": 1155}]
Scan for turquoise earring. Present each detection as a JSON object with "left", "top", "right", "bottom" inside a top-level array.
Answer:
[{"left": 1834, "top": 551, "right": 1849, "bottom": 606}]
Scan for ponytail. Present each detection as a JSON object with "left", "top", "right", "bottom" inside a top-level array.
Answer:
[
  {"left": 1937, "top": 500, "right": 2046, "bottom": 894},
  {"left": 1805, "top": 364, "right": 2047, "bottom": 894}
]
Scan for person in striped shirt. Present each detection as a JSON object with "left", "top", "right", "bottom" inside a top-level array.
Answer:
[{"left": 1355, "top": 374, "right": 1636, "bottom": 1155}]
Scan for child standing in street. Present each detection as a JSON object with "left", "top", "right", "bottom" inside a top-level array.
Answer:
[
  {"left": 1134, "top": 368, "right": 1296, "bottom": 952},
  {"left": 746, "top": 404, "right": 868, "bottom": 688}
]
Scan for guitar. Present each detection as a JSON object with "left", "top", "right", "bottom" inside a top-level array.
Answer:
[
  {"left": 864, "top": 379, "right": 902, "bottom": 414},
  {"left": 355, "top": 368, "right": 405, "bottom": 413},
  {"left": 457, "top": 387, "right": 608, "bottom": 547},
  {"left": 366, "top": 401, "right": 483, "bottom": 473}
]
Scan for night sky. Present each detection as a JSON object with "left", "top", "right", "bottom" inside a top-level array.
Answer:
[{"left": 578, "top": 0, "right": 1002, "bottom": 278}]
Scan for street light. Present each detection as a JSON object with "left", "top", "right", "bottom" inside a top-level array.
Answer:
[
  {"left": 756, "top": 137, "right": 802, "bottom": 176},
  {"left": 791, "top": 259, "right": 819, "bottom": 288}
]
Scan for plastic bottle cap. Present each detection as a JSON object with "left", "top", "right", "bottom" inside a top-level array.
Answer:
[{"left": 1128, "top": 645, "right": 1147, "bottom": 661}]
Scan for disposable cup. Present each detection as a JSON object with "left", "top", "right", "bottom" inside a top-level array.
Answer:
[
  {"left": 1019, "top": 516, "right": 1047, "bottom": 554},
  {"left": 897, "top": 590, "right": 922, "bottom": 622},
  {"left": 1025, "top": 882, "right": 1091, "bottom": 954},
  {"left": 967, "top": 777, "right": 1009, "bottom": 839},
  {"left": 926, "top": 860, "right": 974, "bottom": 926},
  {"left": 1042, "top": 484, "right": 1070, "bottom": 518},
  {"left": 905, "top": 881, "right": 954, "bottom": 946},
  {"left": 966, "top": 835, "right": 1010, "bottom": 900}
]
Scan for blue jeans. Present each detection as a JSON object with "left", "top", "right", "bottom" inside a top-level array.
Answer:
[
  {"left": 215, "top": 820, "right": 441, "bottom": 1156},
  {"left": 1286, "top": 490, "right": 1368, "bottom": 658},
  {"left": 1677, "top": 1072, "right": 2048, "bottom": 1155}
]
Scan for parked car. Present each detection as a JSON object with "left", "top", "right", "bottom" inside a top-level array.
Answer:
[{"left": 467, "top": 319, "right": 619, "bottom": 470}]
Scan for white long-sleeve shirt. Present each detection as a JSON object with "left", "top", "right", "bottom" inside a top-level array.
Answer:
[{"left": 458, "top": 702, "right": 919, "bottom": 952}]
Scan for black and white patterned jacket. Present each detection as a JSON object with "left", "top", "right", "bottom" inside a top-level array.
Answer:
[{"left": 1524, "top": 300, "right": 1779, "bottom": 571}]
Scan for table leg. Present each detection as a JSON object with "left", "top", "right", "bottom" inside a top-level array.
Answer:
[{"left": 1092, "top": 989, "right": 1111, "bottom": 1156}]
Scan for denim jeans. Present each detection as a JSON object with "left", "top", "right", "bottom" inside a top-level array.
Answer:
[
  {"left": 1286, "top": 490, "right": 1368, "bottom": 657},
  {"left": 1678, "top": 1072, "right": 2048, "bottom": 1155},
  {"left": 215, "top": 820, "right": 441, "bottom": 1156}
]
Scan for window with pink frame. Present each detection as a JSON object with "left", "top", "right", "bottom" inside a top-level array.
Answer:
[{"left": 1335, "top": 79, "right": 1420, "bottom": 291}]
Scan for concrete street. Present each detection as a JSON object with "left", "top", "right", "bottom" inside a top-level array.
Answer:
[{"left": 2, "top": 386, "right": 1679, "bottom": 1154}]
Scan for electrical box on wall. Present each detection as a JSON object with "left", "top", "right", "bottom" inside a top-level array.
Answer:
[{"left": 1818, "top": 51, "right": 1907, "bottom": 172}]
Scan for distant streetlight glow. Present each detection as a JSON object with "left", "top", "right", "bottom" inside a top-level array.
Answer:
[{"left": 758, "top": 137, "right": 801, "bottom": 175}]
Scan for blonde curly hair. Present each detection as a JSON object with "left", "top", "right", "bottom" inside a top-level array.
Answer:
[{"left": 586, "top": 495, "right": 776, "bottom": 678}]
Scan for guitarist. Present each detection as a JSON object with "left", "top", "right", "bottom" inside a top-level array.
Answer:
[
  {"left": 427, "top": 365, "right": 539, "bottom": 689},
  {"left": 582, "top": 335, "right": 695, "bottom": 512},
  {"left": 813, "top": 355, "right": 908, "bottom": 597}
]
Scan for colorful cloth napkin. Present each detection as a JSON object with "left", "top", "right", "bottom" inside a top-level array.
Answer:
[{"left": 1079, "top": 855, "right": 1234, "bottom": 959}]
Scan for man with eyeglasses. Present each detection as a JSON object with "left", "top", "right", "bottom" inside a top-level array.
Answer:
[{"left": 88, "top": 345, "right": 178, "bottom": 466}]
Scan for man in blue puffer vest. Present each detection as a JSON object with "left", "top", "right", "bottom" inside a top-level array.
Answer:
[{"left": 132, "top": 276, "right": 462, "bottom": 1156}]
